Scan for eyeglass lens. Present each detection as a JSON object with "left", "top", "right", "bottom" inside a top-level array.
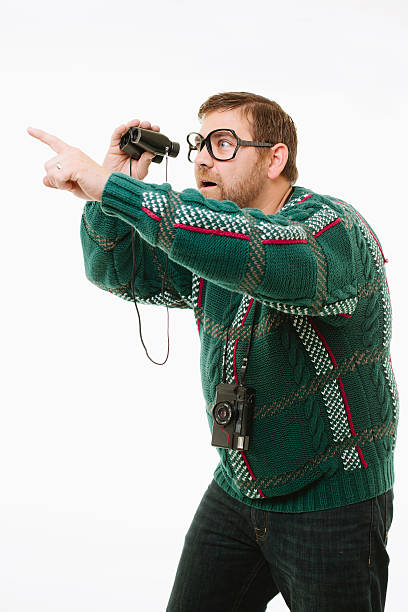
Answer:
[{"left": 188, "top": 130, "right": 238, "bottom": 162}]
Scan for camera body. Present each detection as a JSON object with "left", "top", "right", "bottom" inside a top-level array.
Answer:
[{"left": 211, "top": 382, "right": 255, "bottom": 451}]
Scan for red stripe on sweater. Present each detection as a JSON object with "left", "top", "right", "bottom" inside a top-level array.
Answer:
[
  {"left": 242, "top": 298, "right": 254, "bottom": 325},
  {"left": 239, "top": 451, "right": 268, "bottom": 498},
  {"left": 355, "top": 210, "right": 387, "bottom": 262},
  {"left": 141, "top": 206, "right": 161, "bottom": 221},
  {"left": 240, "top": 451, "right": 256, "bottom": 479},
  {"left": 174, "top": 224, "right": 250, "bottom": 240},
  {"left": 297, "top": 194, "right": 314, "bottom": 204},
  {"left": 314, "top": 218, "right": 341, "bottom": 238},
  {"left": 308, "top": 318, "right": 338, "bottom": 366},
  {"left": 356, "top": 445, "right": 368, "bottom": 468},
  {"left": 198, "top": 277, "right": 203, "bottom": 307},
  {"left": 308, "top": 317, "right": 367, "bottom": 468},
  {"left": 337, "top": 202, "right": 387, "bottom": 263},
  {"left": 337, "top": 377, "right": 356, "bottom": 435},
  {"left": 263, "top": 238, "right": 308, "bottom": 245},
  {"left": 233, "top": 339, "right": 239, "bottom": 384}
]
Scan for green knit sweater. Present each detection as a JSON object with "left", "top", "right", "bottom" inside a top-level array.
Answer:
[{"left": 80, "top": 173, "right": 399, "bottom": 512}]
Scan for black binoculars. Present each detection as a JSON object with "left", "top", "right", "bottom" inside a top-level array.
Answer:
[{"left": 119, "top": 127, "right": 180, "bottom": 164}]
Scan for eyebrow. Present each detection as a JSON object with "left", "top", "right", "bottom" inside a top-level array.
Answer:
[
  {"left": 212, "top": 130, "right": 235, "bottom": 136},
  {"left": 200, "top": 129, "right": 234, "bottom": 138}
]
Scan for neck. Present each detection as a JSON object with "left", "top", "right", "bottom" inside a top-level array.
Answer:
[{"left": 250, "top": 177, "right": 293, "bottom": 215}]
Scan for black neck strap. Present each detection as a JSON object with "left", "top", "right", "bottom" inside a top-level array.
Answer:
[
  {"left": 221, "top": 186, "right": 294, "bottom": 385},
  {"left": 222, "top": 297, "right": 259, "bottom": 385},
  {"left": 240, "top": 300, "right": 260, "bottom": 385}
]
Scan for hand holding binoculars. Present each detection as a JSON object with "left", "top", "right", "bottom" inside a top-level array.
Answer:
[{"left": 119, "top": 127, "right": 180, "bottom": 164}]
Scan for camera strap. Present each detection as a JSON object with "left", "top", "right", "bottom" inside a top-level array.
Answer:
[
  {"left": 220, "top": 185, "right": 293, "bottom": 386},
  {"left": 221, "top": 297, "right": 260, "bottom": 386},
  {"left": 129, "top": 151, "right": 171, "bottom": 365}
]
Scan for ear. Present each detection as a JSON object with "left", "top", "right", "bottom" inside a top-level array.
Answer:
[{"left": 266, "top": 143, "right": 289, "bottom": 180}]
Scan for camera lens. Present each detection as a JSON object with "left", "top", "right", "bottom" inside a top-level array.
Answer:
[{"left": 214, "top": 401, "right": 233, "bottom": 426}]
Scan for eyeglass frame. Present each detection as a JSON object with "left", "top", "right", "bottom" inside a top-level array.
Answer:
[{"left": 186, "top": 128, "right": 275, "bottom": 163}]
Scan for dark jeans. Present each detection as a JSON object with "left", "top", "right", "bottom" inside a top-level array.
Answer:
[{"left": 166, "top": 479, "right": 393, "bottom": 612}]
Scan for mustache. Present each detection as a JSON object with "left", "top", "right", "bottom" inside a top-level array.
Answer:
[{"left": 196, "top": 171, "right": 221, "bottom": 184}]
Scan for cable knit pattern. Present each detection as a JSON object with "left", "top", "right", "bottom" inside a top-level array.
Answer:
[
  {"left": 352, "top": 218, "right": 398, "bottom": 451},
  {"left": 80, "top": 179, "right": 399, "bottom": 512}
]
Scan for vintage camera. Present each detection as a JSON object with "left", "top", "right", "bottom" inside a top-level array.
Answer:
[{"left": 211, "top": 382, "right": 255, "bottom": 451}]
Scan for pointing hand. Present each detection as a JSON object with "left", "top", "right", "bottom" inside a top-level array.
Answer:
[{"left": 27, "top": 127, "right": 111, "bottom": 201}]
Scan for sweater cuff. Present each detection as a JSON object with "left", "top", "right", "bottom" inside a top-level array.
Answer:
[{"left": 100, "top": 172, "right": 169, "bottom": 216}]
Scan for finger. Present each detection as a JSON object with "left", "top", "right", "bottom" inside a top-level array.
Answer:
[
  {"left": 110, "top": 119, "right": 140, "bottom": 145},
  {"left": 140, "top": 121, "right": 160, "bottom": 132},
  {"left": 134, "top": 151, "right": 155, "bottom": 179},
  {"left": 44, "top": 154, "right": 61, "bottom": 172},
  {"left": 43, "top": 175, "right": 57, "bottom": 188},
  {"left": 139, "top": 150, "right": 154, "bottom": 163},
  {"left": 27, "top": 127, "right": 70, "bottom": 154},
  {"left": 125, "top": 118, "right": 140, "bottom": 127},
  {"left": 110, "top": 124, "right": 127, "bottom": 145}
]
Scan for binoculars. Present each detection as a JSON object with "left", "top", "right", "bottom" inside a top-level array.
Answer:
[{"left": 119, "top": 127, "right": 180, "bottom": 164}]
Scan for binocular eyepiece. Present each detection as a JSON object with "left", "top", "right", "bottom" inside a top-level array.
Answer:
[{"left": 119, "top": 127, "right": 180, "bottom": 164}]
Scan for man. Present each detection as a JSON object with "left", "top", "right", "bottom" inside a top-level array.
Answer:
[{"left": 28, "top": 91, "right": 398, "bottom": 611}]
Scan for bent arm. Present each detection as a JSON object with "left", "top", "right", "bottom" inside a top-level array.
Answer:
[
  {"left": 97, "top": 173, "right": 359, "bottom": 318},
  {"left": 81, "top": 200, "right": 193, "bottom": 309}
]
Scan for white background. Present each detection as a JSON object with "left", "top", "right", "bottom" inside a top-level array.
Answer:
[{"left": 1, "top": 0, "right": 407, "bottom": 609}]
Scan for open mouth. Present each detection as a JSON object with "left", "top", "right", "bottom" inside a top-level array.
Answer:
[{"left": 200, "top": 181, "right": 218, "bottom": 188}]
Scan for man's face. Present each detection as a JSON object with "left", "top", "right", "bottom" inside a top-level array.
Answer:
[{"left": 193, "top": 109, "right": 270, "bottom": 209}]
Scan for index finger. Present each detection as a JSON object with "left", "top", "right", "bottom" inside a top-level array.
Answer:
[{"left": 27, "top": 126, "right": 70, "bottom": 154}]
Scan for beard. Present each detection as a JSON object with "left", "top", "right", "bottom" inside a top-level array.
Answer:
[{"left": 196, "top": 156, "right": 268, "bottom": 209}]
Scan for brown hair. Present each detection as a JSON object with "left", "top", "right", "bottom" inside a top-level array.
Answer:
[{"left": 197, "top": 91, "right": 298, "bottom": 184}]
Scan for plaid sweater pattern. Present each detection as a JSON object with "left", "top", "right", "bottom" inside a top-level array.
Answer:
[{"left": 80, "top": 173, "right": 399, "bottom": 512}]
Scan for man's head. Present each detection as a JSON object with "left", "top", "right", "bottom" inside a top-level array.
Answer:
[{"left": 192, "top": 92, "right": 298, "bottom": 210}]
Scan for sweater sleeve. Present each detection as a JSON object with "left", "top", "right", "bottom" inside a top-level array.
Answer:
[
  {"left": 80, "top": 200, "right": 193, "bottom": 309},
  {"left": 98, "top": 173, "right": 359, "bottom": 318}
]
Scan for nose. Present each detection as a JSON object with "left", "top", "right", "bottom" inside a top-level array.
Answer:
[{"left": 194, "top": 141, "right": 214, "bottom": 168}]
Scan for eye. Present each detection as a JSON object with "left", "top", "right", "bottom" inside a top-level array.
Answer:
[{"left": 216, "top": 138, "right": 234, "bottom": 149}]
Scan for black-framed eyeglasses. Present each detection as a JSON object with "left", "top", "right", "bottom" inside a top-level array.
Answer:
[{"left": 186, "top": 128, "right": 274, "bottom": 163}]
